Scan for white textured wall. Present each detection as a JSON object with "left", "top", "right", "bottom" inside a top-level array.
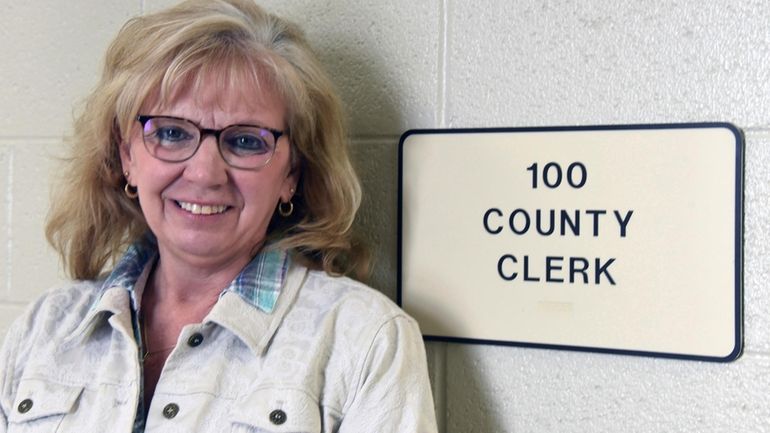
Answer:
[{"left": 2, "top": 1, "right": 769, "bottom": 432}]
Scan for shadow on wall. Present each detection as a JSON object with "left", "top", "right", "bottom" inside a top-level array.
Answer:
[
  {"left": 313, "top": 33, "right": 404, "bottom": 300},
  {"left": 313, "top": 34, "right": 508, "bottom": 433}
]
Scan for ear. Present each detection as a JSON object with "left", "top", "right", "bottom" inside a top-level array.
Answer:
[
  {"left": 280, "top": 169, "right": 299, "bottom": 203},
  {"left": 119, "top": 141, "right": 134, "bottom": 178}
]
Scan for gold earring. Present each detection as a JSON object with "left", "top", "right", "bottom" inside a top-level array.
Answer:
[
  {"left": 278, "top": 200, "right": 294, "bottom": 217},
  {"left": 123, "top": 170, "right": 138, "bottom": 199},
  {"left": 124, "top": 183, "right": 138, "bottom": 199}
]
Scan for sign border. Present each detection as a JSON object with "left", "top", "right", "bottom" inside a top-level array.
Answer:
[{"left": 397, "top": 122, "right": 744, "bottom": 362}]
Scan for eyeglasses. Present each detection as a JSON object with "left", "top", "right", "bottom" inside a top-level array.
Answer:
[{"left": 136, "top": 115, "right": 285, "bottom": 170}]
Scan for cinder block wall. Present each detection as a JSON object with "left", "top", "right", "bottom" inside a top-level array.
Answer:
[{"left": 2, "top": 1, "right": 769, "bottom": 432}]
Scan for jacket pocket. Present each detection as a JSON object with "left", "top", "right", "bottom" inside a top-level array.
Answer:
[
  {"left": 230, "top": 387, "right": 321, "bottom": 433},
  {"left": 7, "top": 378, "right": 83, "bottom": 430}
]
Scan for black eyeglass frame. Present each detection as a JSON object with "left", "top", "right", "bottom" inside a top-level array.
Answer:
[{"left": 135, "top": 115, "right": 286, "bottom": 170}]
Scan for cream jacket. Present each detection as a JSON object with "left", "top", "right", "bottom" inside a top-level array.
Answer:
[{"left": 0, "top": 264, "right": 438, "bottom": 432}]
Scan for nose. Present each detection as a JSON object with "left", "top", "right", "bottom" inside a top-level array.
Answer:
[{"left": 182, "top": 135, "right": 229, "bottom": 186}]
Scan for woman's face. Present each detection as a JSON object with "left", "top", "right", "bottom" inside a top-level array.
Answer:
[{"left": 120, "top": 74, "right": 297, "bottom": 270}]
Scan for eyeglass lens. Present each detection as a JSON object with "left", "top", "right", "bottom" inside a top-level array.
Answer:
[{"left": 140, "top": 116, "right": 278, "bottom": 169}]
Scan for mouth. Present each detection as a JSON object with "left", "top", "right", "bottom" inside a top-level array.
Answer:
[{"left": 175, "top": 200, "right": 230, "bottom": 215}]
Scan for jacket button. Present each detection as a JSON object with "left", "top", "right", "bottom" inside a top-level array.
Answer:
[
  {"left": 187, "top": 332, "right": 204, "bottom": 347},
  {"left": 162, "top": 403, "right": 180, "bottom": 419},
  {"left": 269, "top": 409, "right": 287, "bottom": 425},
  {"left": 17, "top": 399, "right": 33, "bottom": 413}
]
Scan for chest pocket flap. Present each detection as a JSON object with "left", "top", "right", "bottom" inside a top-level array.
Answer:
[
  {"left": 230, "top": 387, "right": 321, "bottom": 433},
  {"left": 8, "top": 379, "right": 83, "bottom": 423}
]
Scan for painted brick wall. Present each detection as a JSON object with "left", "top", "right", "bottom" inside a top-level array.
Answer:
[{"left": 2, "top": 1, "right": 769, "bottom": 432}]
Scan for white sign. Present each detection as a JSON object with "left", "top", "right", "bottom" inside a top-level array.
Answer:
[{"left": 399, "top": 124, "right": 743, "bottom": 362}]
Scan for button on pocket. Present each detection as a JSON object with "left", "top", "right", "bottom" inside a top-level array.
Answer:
[
  {"left": 163, "top": 403, "right": 180, "bottom": 419},
  {"left": 269, "top": 409, "right": 287, "bottom": 425},
  {"left": 17, "top": 398, "right": 33, "bottom": 413},
  {"left": 8, "top": 379, "right": 83, "bottom": 424},
  {"left": 230, "top": 388, "right": 320, "bottom": 432}
]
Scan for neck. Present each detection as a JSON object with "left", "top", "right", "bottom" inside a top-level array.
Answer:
[{"left": 150, "top": 245, "right": 255, "bottom": 305}]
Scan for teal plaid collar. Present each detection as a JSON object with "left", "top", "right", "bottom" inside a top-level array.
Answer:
[{"left": 101, "top": 239, "right": 290, "bottom": 314}]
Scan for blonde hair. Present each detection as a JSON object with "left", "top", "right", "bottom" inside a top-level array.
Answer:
[{"left": 46, "top": 0, "right": 368, "bottom": 280}]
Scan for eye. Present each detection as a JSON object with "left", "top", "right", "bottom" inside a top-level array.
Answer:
[
  {"left": 153, "top": 126, "right": 194, "bottom": 145},
  {"left": 141, "top": 117, "right": 197, "bottom": 151},
  {"left": 222, "top": 128, "right": 273, "bottom": 155}
]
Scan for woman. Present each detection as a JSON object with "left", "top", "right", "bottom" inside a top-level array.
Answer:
[{"left": 0, "top": 1, "right": 438, "bottom": 432}]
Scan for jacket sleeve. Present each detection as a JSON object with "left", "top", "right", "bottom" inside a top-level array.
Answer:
[
  {"left": 0, "top": 390, "right": 6, "bottom": 433},
  {"left": 339, "top": 315, "right": 439, "bottom": 433},
  {"left": 0, "top": 402, "right": 6, "bottom": 433},
  {"left": 0, "top": 313, "right": 25, "bottom": 433}
]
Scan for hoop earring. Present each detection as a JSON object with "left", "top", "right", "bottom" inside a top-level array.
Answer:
[
  {"left": 124, "top": 183, "right": 138, "bottom": 199},
  {"left": 278, "top": 200, "right": 294, "bottom": 217}
]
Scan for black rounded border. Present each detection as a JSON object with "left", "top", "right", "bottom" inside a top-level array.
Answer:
[{"left": 397, "top": 122, "right": 744, "bottom": 363}]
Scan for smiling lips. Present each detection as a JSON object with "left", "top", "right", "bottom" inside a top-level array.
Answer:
[{"left": 176, "top": 200, "right": 230, "bottom": 215}]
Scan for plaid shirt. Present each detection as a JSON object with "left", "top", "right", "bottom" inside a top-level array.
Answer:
[{"left": 103, "top": 240, "right": 289, "bottom": 315}]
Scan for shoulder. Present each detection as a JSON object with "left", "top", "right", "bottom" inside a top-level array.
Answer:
[
  {"left": 296, "top": 268, "right": 414, "bottom": 328},
  {"left": 288, "top": 267, "right": 424, "bottom": 366},
  {"left": 286, "top": 268, "right": 434, "bottom": 425},
  {"left": 3, "top": 280, "right": 104, "bottom": 353},
  {"left": 0, "top": 280, "right": 105, "bottom": 404}
]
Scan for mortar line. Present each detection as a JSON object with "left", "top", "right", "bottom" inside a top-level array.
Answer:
[
  {"left": 435, "top": 342, "right": 448, "bottom": 433},
  {"left": 0, "top": 136, "right": 64, "bottom": 141},
  {"left": 434, "top": 3, "right": 449, "bottom": 430},
  {"left": 349, "top": 134, "right": 401, "bottom": 142},
  {"left": 438, "top": 0, "right": 449, "bottom": 128},
  {"left": 742, "top": 350, "right": 770, "bottom": 359},
  {"left": 0, "top": 300, "right": 29, "bottom": 308},
  {"left": 5, "top": 150, "right": 13, "bottom": 298},
  {"left": 741, "top": 126, "right": 770, "bottom": 133}
]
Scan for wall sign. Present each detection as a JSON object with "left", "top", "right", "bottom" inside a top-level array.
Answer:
[{"left": 398, "top": 123, "right": 743, "bottom": 362}]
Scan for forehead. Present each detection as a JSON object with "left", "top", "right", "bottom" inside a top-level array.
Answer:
[{"left": 143, "top": 64, "right": 286, "bottom": 124}]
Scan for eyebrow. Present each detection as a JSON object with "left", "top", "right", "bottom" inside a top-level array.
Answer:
[{"left": 142, "top": 114, "right": 284, "bottom": 135}]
